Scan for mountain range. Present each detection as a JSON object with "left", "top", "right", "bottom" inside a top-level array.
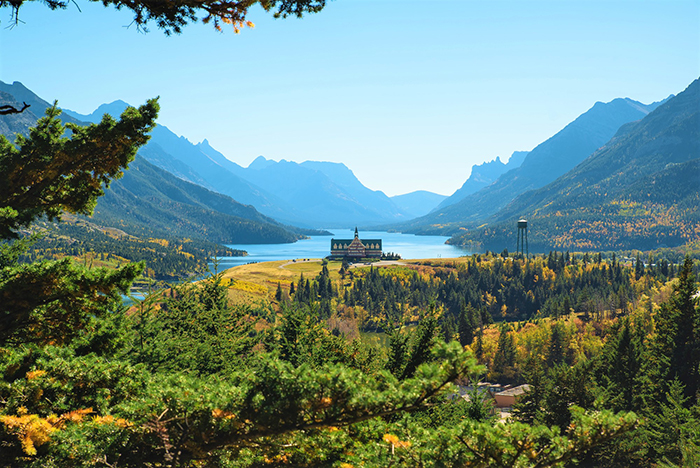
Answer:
[
  {"left": 449, "top": 78, "right": 699, "bottom": 252},
  {"left": 395, "top": 95, "right": 670, "bottom": 235},
  {"left": 0, "top": 84, "right": 314, "bottom": 245},
  {"left": 66, "top": 103, "right": 418, "bottom": 228},
  {"left": 2, "top": 78, "right": 697, "bottom": 254}
]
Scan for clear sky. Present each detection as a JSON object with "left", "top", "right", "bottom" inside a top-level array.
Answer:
[{"left": 1, "top": 1, "right": 699, "bottom": 197}]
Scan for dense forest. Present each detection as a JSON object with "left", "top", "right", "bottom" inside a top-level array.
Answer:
[
  {"left": 277, "top": 253, "right": 700, "bottom": 466},
  {"left": 289, "top": 250, "right": 692, "bottom": 330},
  {"left": 5, "top": 88, "right": 697, "bottom": 468}
]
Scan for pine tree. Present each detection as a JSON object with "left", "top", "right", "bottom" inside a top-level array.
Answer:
[
  {"left": 458, "top": 304, "right": 476, "bottom": 347},
  {"left": 547, "top": 320, "right": 567, "bottom": 367},
  {"left": 670, "top": 256, "right": 700, "bottom": 399},
  {"left": 275, "top": 281, "right": 283, "bottom": 301},
  {"left": 635, "top": 252, "right": 645, "bottom": 280},
  {"left": 0, "top": 101, "right": 158, "bottom": 345}
]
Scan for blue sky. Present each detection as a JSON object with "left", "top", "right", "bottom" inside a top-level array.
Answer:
[{"left": 1, "top": 0, "right": 698, "bottom": 196}]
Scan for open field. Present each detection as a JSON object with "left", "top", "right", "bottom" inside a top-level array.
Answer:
[
  {"left": 217, "top": 257, "right": 471, "bottom": 305},
  {"left": 220, "top": 259, "right": 344, "bottom": 304}
]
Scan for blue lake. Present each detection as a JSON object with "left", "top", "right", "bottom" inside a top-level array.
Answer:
[{"left": 215, "top": 230, "right": 472, "bottom": 271}]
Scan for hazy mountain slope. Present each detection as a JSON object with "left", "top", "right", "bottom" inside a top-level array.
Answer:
[
  {"left": 146, "top": 125, "right": 283, "bottom": 209},
  {"left": 137, "top": 142, "right": 214, "bottom": 190},
  {"left": 300, "top": 160, "right": 411, "bottom": 220},
  {"left": 0, "top": 80, "right": 84, "bottom": 127},
  {"left": 436, "top": 151, "right": 528, "bottom": 211},
  {"left": 196, "top": 139, "right": 250, "bottom": 178},
  {"left": 398, "top": 95, "right": 668, "bottom": 234},
  {"left": 241, "top": 157, "right": 410, "bottom": 227},
  {"left": 449, "top": 78, "right": 700, "bottom": 252},
  {"left": 391, "top": 191, "right": 448, "bottom": 218},
  {"left": 239, "top": 157, "right": 407, "bottom": 227},
  {"left": 64, "top": 102, "right": 290, "bottom": 216},
  {"left": 93, "top": 156, "right": 303, "bottom": 244}
]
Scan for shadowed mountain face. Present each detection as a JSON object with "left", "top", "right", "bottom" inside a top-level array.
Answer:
[
  {"left": 449, "top": 78, "right": 699, "bottom": 252},
  {"left": 0, "top": 90, "right": 40, "bottom": 138},
  {"left": 435, "top": 151, "right": 529, "bottom": 211},
  {"left": 93, "top": 156, "right": 304, "bottom": 244},
  {"left": 396, "top": 95, "right": 669, "bottom": 235}
]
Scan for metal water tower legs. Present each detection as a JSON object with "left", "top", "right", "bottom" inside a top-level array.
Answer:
[{"left": 517, "top": 219, "right": 528, "bottom": 259}]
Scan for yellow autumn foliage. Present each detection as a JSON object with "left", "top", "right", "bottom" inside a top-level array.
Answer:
[
  {"left": 0, "top": 407, "right": 131, "bottom": 456},
  {"left": 230, "top": 280, "right": 268, "bottom": 294},
  {"left": 0, "top": 413, "right": 57, "bottom": 455}
]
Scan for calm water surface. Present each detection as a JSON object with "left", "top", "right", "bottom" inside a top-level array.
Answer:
[{"left": 215, "top": 230, "right": 472, "bottom": 270}]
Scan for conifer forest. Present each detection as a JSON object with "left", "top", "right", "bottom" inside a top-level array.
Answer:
[{"left": 1, "top": 1, "right": 699, "bottom": 466}]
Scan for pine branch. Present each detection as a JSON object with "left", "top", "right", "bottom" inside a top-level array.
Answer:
[{"left": 0, "top": 102, "right": 30, "bottom": 115}]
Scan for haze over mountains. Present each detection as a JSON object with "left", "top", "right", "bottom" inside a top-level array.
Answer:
[
  {"left": 391, "top": 191, "right": 448, "bottom": 218},
  {"left": 66, "top": 102, "right": 416, "bottom": 228},
  {"left": 2, "top": 78, "right": 697, "bottom": 253},
  {"left": 397, "top": 95, "right": 671, "bottom": 235}
]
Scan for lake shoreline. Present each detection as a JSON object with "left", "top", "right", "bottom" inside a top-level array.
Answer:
[{"left": 213, "top": 230, "right": 473, "bottom": 271}]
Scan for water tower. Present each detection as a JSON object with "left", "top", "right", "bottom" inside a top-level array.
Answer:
[{"left": 516, "top": 219, "right": 528, "bottom": 258}]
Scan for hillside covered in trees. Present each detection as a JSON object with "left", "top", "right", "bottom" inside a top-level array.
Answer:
[
  {"left": 447, "top": 78, "right": 700, "bottom": 252},
  {"left": 229, "top": 251, "right": 700, "bottom": 466},
  {"left": 1, "top": 1, "right": 698, "bottom": 466}
]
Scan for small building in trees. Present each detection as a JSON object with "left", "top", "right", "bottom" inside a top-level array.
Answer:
[
  {"left": 494, "top": 384, "right": 531, "bottom": 408},
  {"left": 330, "top": 227, "right": 382, "bottom": 259}
]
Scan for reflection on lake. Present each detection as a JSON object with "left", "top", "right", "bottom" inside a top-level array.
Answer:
[{"left": 214, "top": 230, "right": 472, "bottom": 271}]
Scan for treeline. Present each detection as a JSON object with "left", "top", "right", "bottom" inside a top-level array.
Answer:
[
  {"left": 18, "top": 221, "right": 245, "bottom": 281},
  {"left": 289, "top": 251, "right": 685, "bottom": 334}
]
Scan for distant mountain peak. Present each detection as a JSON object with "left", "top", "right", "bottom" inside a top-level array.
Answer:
[
  {"left": 62, "top": 99, "right": 132, "bottom": 123},
  {"left": 433, "top": 150, "right": 529, "bottom": 211},
  {"left": 249, "top": 155, "right": 275, "bottom": 170}
]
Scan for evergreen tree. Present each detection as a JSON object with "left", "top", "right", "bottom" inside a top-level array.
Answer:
[
  {"left": 669, "top": 256, "right": 700, "bottom": 399},
  {"left": 458, "top": 304, "right": 476, "bottom": 347},
  {"left": 547, "top": 320, "right": 567, "bottom": 367},
  {"left": 635, "top": 252, "right": 645, "bottom": 280},
  {"left": 492, "top": 323, "right": 517, "bottom": 380},
  {"left": 275, "top": 281, "right": 283, "bottom": 301},
  {"left": 474, "top": 326, "right": 484, "bottom": 360},
  {"left": 0, "top": 101, "right": 158, "bottom": 345}
]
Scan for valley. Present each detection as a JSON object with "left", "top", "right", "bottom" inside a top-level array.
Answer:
[{"left": 0, "top": 6, "right": 698, "bottom": 464}]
